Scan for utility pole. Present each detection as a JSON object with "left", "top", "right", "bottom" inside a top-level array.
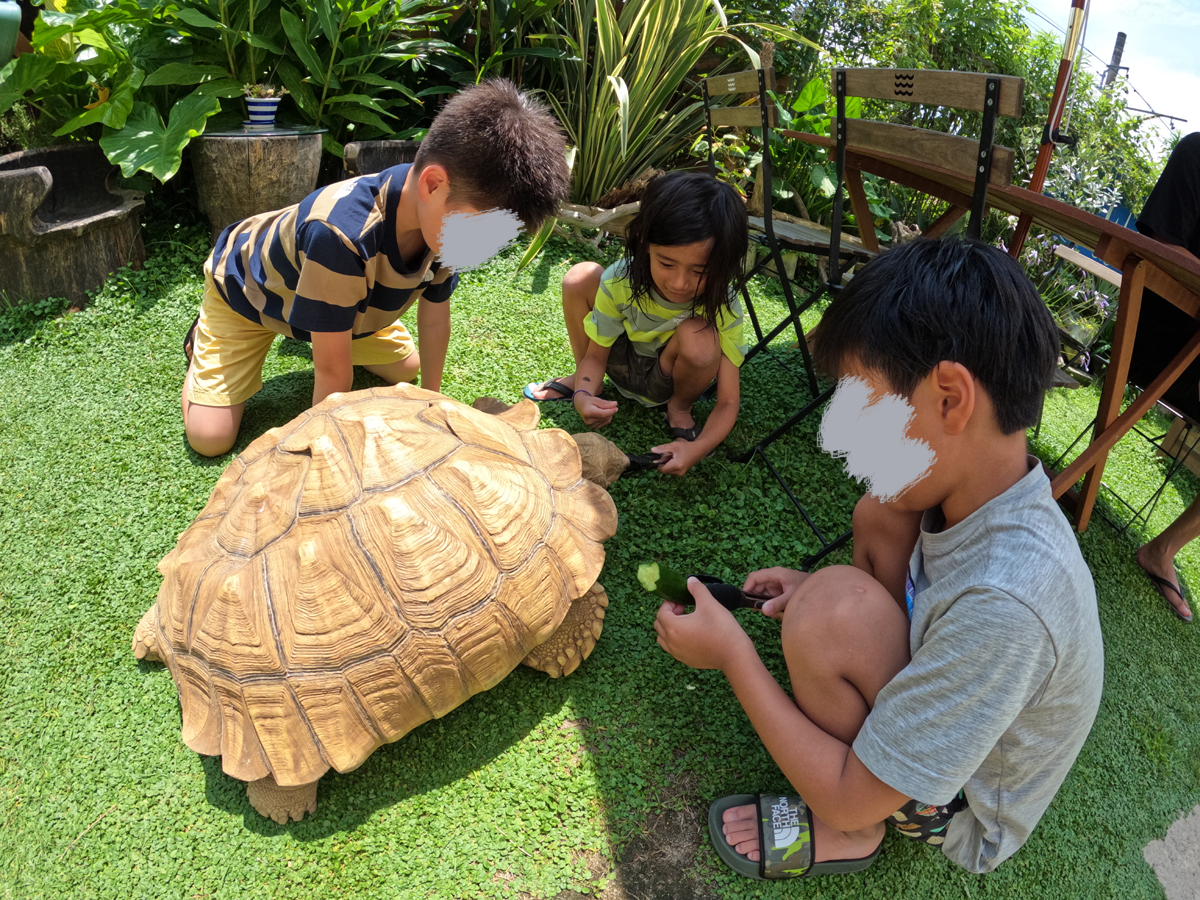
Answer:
[{"left": 1103, "top": 32, "right": 1126, "bottom": 89}]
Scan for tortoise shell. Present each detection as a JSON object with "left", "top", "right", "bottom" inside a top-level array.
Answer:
[{"left": 142, "top": 384, "right": 617, "bottom": 787}]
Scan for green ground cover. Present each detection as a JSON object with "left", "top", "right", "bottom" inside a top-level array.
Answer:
[{"left": 1, "top": 227, "right": 1199, "bottom": 900}]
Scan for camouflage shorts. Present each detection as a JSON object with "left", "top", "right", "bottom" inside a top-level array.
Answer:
[
  {"left": 888, "top": 791, "right": 968, "bottom": 845},
  {"left": 604, "top": 333, "right": 674, "bottom": 405}
]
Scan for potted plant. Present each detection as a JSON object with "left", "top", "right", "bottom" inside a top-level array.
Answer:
[{"left": 243, "top": 84, "right": 288, "bottom": 131}]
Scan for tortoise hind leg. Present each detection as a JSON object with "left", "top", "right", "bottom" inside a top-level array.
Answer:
[
  {"left": 522, "top": 583, "right": 608, "bottom": 678},
  {"left": 247, "top": 774, "right": 319, "bottom": 824},
  {"left": 132, "top": 607, "right": 162, "bottom": 662}
]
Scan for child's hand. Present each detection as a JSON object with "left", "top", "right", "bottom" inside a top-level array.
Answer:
[
  {"left": 654, "top": 578, "right": 753, "bottom": 671},
  {"left": 575, "top": 394, "right": 618, "bottom": 427},
  {"left": 743, "top": 567, "right": 810, "bottom": 620},
  {"left": 651, "top": 439, "right": 705, "bottom": 476}
]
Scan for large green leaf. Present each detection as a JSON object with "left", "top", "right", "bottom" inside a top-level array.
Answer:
[
  {"left": 142, "top": 63, "right": 231, "bottom": 87},
  {"left": 53, "top": 69, "right": 144, "bottom": 136},
  {"left": 280, "top": 9, "right": 327, "bottom": 83},
  {"left": 0, "top": 55, "right": 58, "bottom": 116},
  {"left": 99, "top": 93, "right": 221, "bottom": 182}
]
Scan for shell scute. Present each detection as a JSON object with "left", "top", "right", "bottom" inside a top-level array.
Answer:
[
  {"left": 393, "top": 631, "right": 470, "bottom": 718},
  {"left": 188, "top": 559, "right": 284, "bottom": 676},
  {"left": 262, "top": 515, "right": 408, "bottom": 670},
  {"left": 521, "top": 429, "right": 583, "bottom": 489},
  {"left": 349, "top": 482, "right": 501, "bottom": 631},
  {"left": 278, "top": 417, "right": 361, "bottom": 516},
  {"left": 495, "top": 547, "right": 572, "bottom": 648},
  {"left": 215, "top": 451, "right": 309, "bottom": 557},
  {"left": 345, "top": 655, "right": 431, "bottom": 743},
  {"left": 442, "top": 602, "right": 527, "bottom": 693},
  {"left": 429, "top": 447, "right": 553, "bottom": 572},
  {"left": 290, "top": 676, "right": 382, "bottom": 774},
  {"left": 240, "top": 680, "right": 329, "bottom": 786},
  {"left": 332, "top": 405, "right": 459, "bottom": 492},
  {"left": 211, "top": 673, "right": 273, "bottom": 782},
  {"left": 421, "top": 400, "right": 531, "bottom": 464},
  {"left": 175, "top": 653, "right": 222, "bottom": 756}
]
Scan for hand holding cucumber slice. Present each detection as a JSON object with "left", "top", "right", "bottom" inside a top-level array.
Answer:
[{"left": 637, "top": 562, "right": 769, "bottom": 611}]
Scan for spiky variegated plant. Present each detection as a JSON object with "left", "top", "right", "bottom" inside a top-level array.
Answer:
[{"left": 518, "top": 0, "right": 816, "bottom": 268}]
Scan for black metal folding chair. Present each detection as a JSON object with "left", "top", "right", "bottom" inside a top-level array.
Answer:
[{"left": 723, "top": 67, "right": 1025, "bottom": 565}]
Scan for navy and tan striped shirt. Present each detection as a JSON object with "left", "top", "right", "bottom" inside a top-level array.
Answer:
[{"left": 208, "top": 163, "right": 457, "bottom": 341}]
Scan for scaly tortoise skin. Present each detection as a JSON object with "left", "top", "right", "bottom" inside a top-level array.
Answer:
[{"left": 133, "top": 384, "right": 619, "bottom": 823}]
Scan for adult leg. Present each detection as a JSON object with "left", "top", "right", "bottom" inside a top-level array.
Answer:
[
  {"left": 658, "top": 317, "right": 721, "bottom": 430},
  {"left": 526, "top": 261, "right": 604, "bottom": 399},
  {"left": 1137, "top": 494, "right": 1200, "bottom": 618},
  {"left": 721, "top": 565, "right": 912, "bottom": 864},
  {"left": 850, "top": 493, "right": 924, "bottom": 611}
]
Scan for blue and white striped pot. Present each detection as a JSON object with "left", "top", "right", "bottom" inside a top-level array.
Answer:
[{"left": 245, "top": 97, "right": 282, "bottom": 129}]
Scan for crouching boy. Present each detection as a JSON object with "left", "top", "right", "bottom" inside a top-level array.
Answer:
[
  {"left": 655, "top": 238, "right": 1104, "bottom": 878},
  {"left": 182, "top": 79, "right": 570, "bottom": 456}
]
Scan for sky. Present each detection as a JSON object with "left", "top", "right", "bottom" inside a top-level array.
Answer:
[{"left": 1023, "top": 0, "right": 1200, "bottom": 146}]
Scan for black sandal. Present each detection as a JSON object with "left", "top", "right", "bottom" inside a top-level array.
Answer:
[{"left": 662, "top": 409, "right": 700, "bottom": 442}]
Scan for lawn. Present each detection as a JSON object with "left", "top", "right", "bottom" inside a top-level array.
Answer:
[{"left": 1, "top": 221, "right": 1199, "bottom": 900}]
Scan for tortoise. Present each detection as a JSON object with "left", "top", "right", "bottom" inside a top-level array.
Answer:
[{"left": 132, "top": 384, "right": 630, "bottom": 823}]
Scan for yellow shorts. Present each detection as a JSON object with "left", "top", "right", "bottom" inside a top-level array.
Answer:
[{"left": 187, "top": 269, "right": 416, "bottom": 407}]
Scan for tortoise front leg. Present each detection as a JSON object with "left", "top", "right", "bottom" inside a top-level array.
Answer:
[
  {"left": 522, "top": 583, "right": 608, "bottom": 678},
  {"left": 247, "top": 774, "right": 319, "bottom": 824}
]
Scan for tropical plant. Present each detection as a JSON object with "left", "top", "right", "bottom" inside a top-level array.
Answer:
[{"left": 543, "top": 0, "right": 812, "bottom": 206}]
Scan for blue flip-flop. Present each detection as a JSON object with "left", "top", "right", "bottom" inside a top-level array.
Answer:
[
  {"left": 523, "top": 379, "right": 574, "bottom": 402},
  {"left": 708, "top": 793, "right": 882, "bottom": 880}
]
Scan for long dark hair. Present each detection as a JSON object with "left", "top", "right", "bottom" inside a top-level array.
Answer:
[{"left": 623, "top": 172, "right": 748, "bottom": 327}]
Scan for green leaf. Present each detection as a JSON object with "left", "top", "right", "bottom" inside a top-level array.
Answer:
[
  {"left": 191, "top": 78, "right": 246, "bottom": 99},
  {"left": 514, "top": 214, "right": 557, "bottom": 275},
  {"left": 240, "top": 32, "right": 286, "bottom": 55},
  {"left": 325, "top": 93, "right": 395, "bottom": 117},
  {"left": 53, "top": 70, "right": 144, "bottom": 136},
  {"left": 810, "top": 163, "right": 835, "bottom": 198},
  {"left": 345, "top": 73, "right": 420, "bottom": 104},
  {"left": 0, "top": 55, "right": 58, "bottom": 116},
  {"left": 793, "top": 76, "right": 826, "bottom": 116},
  {"left": 333, "top": 105, "right": 394, "bottom": 132},
  {"left": 280, "top": 9, "right": 326, "bottom": 83},
  {"left": 99, "top": 93, "right": 221, "bottom": 182},
  {"left": 142, "top": 63, "right": 231, "bottom": 87},
  {"left": 275, "top": 60, "right": 318, "bottom": 119},
  {"left": 607, "top": 74, "right": 629, "bottom": 158},
  {"left": 172, "top": 8, "right": 223, "bottom": 31}
]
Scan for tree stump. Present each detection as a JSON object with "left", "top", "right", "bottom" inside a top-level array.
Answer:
[{"left": 192, "top": 133, "right": 322, "bottom": 242}]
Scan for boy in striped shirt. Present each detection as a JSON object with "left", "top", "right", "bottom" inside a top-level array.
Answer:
[{"left": 183, "top": 79, "right": 570, "bottom": 456}]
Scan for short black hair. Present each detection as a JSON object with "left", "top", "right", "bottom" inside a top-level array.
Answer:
[
  {"left": 623, "top": 172, "right": 748, "bottom": 327},
  {"left": 413, "top": 79, "right": 571, "bottom": 231},
  {"left": 812, "top": 238, "right": 1059, "bottom": 434}
]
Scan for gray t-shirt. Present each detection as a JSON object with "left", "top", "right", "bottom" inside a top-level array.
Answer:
[{"left": 853, "top": 459, "right": 1104, "bottom": 873}]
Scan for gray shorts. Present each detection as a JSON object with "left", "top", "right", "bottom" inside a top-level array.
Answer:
[{"left": 605, "top": 333, "right": 674, "bottom": 405}]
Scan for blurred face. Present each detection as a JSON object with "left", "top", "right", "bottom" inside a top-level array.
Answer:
[
  {"left": 819, "top": 367, "right": 938, "bottom": 506},
  {"left": 648, "top": 239, "right": 713, "bottom": 303},
  {"left": 414, "top": 164, "right": 521, "bottom": 272}
]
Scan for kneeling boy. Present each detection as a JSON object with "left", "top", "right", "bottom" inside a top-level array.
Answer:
[
  {"left": 655, "top": 238, "right": 1104, "bottom": 878},
  {"left": 183, "top": 79, "right": 570, "bottom": 456}
]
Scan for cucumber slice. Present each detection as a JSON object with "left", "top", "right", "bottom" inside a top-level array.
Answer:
[{"left": 637, "top": 562, "right": 689, "bottom": 601}]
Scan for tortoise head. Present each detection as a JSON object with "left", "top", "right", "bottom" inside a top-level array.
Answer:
[{"left": 472, "top": 397, "right": 635, "bottom": 489}]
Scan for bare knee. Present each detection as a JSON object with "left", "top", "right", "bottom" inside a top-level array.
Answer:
[
  {"left": 781, "top": 565, "right": 908, "bottom": 691},
  {"left": 562, "top": 262, "right": 603, "bottom": 305},
  {"left": 183, "top": 400, "right": 243, "bottom": 458},
  {"left": 672, "top": 317, "right": 721, "bottom": 369}
]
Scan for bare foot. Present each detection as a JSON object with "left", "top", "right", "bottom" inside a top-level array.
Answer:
[
  {"left": 721, "top": 803, "right": 884, "bottom": 863},
  {"left": 1137, "top": 543, "right": 1192, "bottom": 620},
  {"left": 526, "top": 376, "right": 576, "bottom": 400}
]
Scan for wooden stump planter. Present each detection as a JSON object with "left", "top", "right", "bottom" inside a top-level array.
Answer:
[
  {"left": 192, "top": 128, "right": 323, "bottom": 243},
  {"left": 343, "top": 140, "right": 421, "bottom": 178},
  {"left": 0, "top": 143, "right": 145, "bottom": 307}
]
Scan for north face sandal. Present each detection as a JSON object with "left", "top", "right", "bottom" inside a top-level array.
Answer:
[{"left": 708, "top": 793, "right": 882, "bottom": 881}]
